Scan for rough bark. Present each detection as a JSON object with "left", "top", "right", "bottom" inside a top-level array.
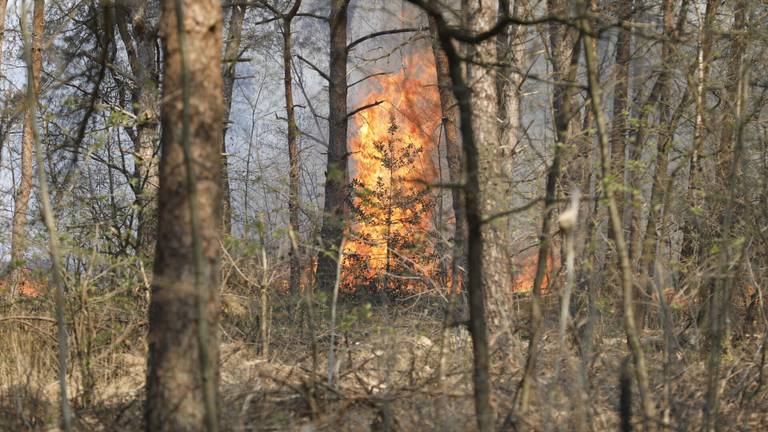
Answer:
[
  {"left": 221, "top": 1, "right": 245, "bottom": 235},
  {"left": 145, "top": 0, "right": 223, "bottom": 430},
  {"left": 464, "top": 0, "right": 514, "bottom": 336},
  {"left": 429, "top": 15, "right": 466, "bottom": 291},
  {"left": 9, "top": 0, "right": 43, "bottom": 283},
  {"left": 417, "top": 3, "right": 497, "bottom": 429},
  {"left": 0, "top": 0, "right": 8, "bottom": 165},
  {"left": 316, "top": 0, "right": 349, "bottom": 294}
]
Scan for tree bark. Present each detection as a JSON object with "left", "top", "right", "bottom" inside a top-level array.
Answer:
[
  {"left": 417, "top": 3, "right": 498, "bottom": 429},
  {"left": 281, "top": 1, "right": 303, "bottom": 293},
  {"left": 221, "top": 1, "right": 245, "bottom": 235},
  {"left": 0, "top": 0, "right": 7, "bottom": 81},
  {"left": 316, "top": 0, "right": 349, "bottom": 294},
  {"left": 145, "top": 0, "right": 223, "bottom": 430},
  {"left": 429, "top": 15, "right": 466, "bottom": 291},
  {"left": 9, "top": 0, "right": 43, "bottom": 284},
  {"left": 465, "top": 0, "right": 515, "bottom": 336}
]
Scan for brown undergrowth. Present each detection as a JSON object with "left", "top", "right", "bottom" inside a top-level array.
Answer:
[{"left": 0, "top": 267, "right": 766, "bottom": 431}]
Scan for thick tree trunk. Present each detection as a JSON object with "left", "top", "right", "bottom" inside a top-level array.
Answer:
[
  {"left": 465, "top": 0, "right": 514, "bottom": 335},
  {"left": 316, "top": 0, "right": 349, "bottom": 294},
  {"left": 9, "top": 0, "right": 43, "bottom": 282},
  {"left": 428, "top": 16, "right": 466, "bottom": 290},
  {"left": 221, "top": 2, "right": 245, "bottom": 235},
  {"left": 145, "top": 0, "right": 223, "bottom": 430},
  {"left": 431, "top": 16, "right": 496, "bottom": 432}
]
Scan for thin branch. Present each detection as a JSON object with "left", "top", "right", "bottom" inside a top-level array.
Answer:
[
  {"left": 347, "top": 100, "right": 383, "bottom": 119},
  {"left": 296, "top": 54, "right": 329, "bottom": 81},
  {"left": 348, "top": 71, "right": 389, "bottom": 88},
  {"left": 347, "top": 27, "right": 422, "bottom": 52}
]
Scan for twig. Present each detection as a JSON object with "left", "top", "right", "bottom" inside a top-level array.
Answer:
[{"left": 328, "top": 238, "right": 346, "bottom": 387}]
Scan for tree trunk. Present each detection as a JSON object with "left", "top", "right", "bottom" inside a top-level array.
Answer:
[
  {"left": 115, "top": 1, "right": 160, "bottom": 260},
  {"left": 581, "top": 7, "right": 657, "bottom": 428},
  {"left": 221, "top": 2, "right": 245, "bottom": 235},
  {"left": 465, "top": 0, "right": 514, "bottom": 336},
  {"left": 637, "top": 0, "right": 678, "bottom": 319},
  {"left": 316, "top": 0, "right": 349, "bottom": 294},
  {"left": 0, "top": 0, "right": 7, "bottom": 81},
  {"left": 145, "top": 0, "right": 223, "bottom": 430},
  {"left": 496, "top": 0, "right": 525, "bottom": 239},
  {"left": 680, "top": 0, "right": 717, "bottom": 262},
  {"left": 118, "top": 0, "right": 161, "bottom": 260},
  {"left": 716, "top": 0, "right": 746, "bottom": 193},
  {"left": 610, "top": 0, "right": 630, "bottom": 238},
  {"left": 518, "top": 0, "right": 580, "bottom": 412},
  {"left": 428, "top": 16, "right": 466, "bottom": 291},
  {"left": 281, "top": 2, "right": 302, "bottom": 294},
  {"left": 9, "top": 0, "right": 43, "bottom": 282}
]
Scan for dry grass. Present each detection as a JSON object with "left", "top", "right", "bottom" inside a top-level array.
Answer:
[{"left": 1, "top": 272, "right": 767, "bottom": 431}]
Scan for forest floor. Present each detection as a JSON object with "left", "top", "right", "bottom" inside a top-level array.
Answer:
[{"left": 1, "top": 281, "right": 767, "bottom": 431}]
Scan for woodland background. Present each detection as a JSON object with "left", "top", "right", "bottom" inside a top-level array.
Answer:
[{"left": 0, "top": 0, "right": 766, "bottom": 431}]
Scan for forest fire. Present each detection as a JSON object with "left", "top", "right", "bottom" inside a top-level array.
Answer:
[
  {"left": 511, "top": 253, "right": 558, "bottom": 293},
  {"left": 342, "top": 50, "right": 443, "bottom": 292}
]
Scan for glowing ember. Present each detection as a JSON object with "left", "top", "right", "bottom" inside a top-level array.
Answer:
[{"left": 343, "top": 49, "right": 442, "bottom": 292}]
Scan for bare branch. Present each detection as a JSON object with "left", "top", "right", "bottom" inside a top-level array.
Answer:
[
  {"left": 296, "top": 54, "right": 329, "bottom": 82},
  {"left": 347, "top": 27, "right": 422, "bottom": 52},
  {"left": 348, "top": 72, "right": 389, "bottom": 89},
  {"left": 347, "top": 100, "right": 383, "bottom": 119}
]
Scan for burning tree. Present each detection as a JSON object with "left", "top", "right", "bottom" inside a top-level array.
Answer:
[{"left": 343, "top": 115, "right": 438, "bottom": 294}]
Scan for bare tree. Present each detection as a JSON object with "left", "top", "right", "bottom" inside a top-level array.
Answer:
[
  {"left": 316, "top": 0, "right": 349, "bottom": 294},
  {"left": 115, "top": 0, "right": 161, "bottom": 260},
  {"left": 581, "top": 4, "right": 657, "bottom": 428},
  {"left": 9, "top": 0, "right": 43, "bottom": 288},
  {"left": 518, "top": 0, "right": 580, "bottom": 412},
  {"left": 221, "top": 1, "right": 246, "bottom": 235}
]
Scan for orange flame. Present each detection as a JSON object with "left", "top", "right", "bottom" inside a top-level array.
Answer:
[
  {"left": 343, "top": 49, "right": 442, "bottom": 291},
  {"left": 512, "top": 254, "right": 558, "bottom": 293}
]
